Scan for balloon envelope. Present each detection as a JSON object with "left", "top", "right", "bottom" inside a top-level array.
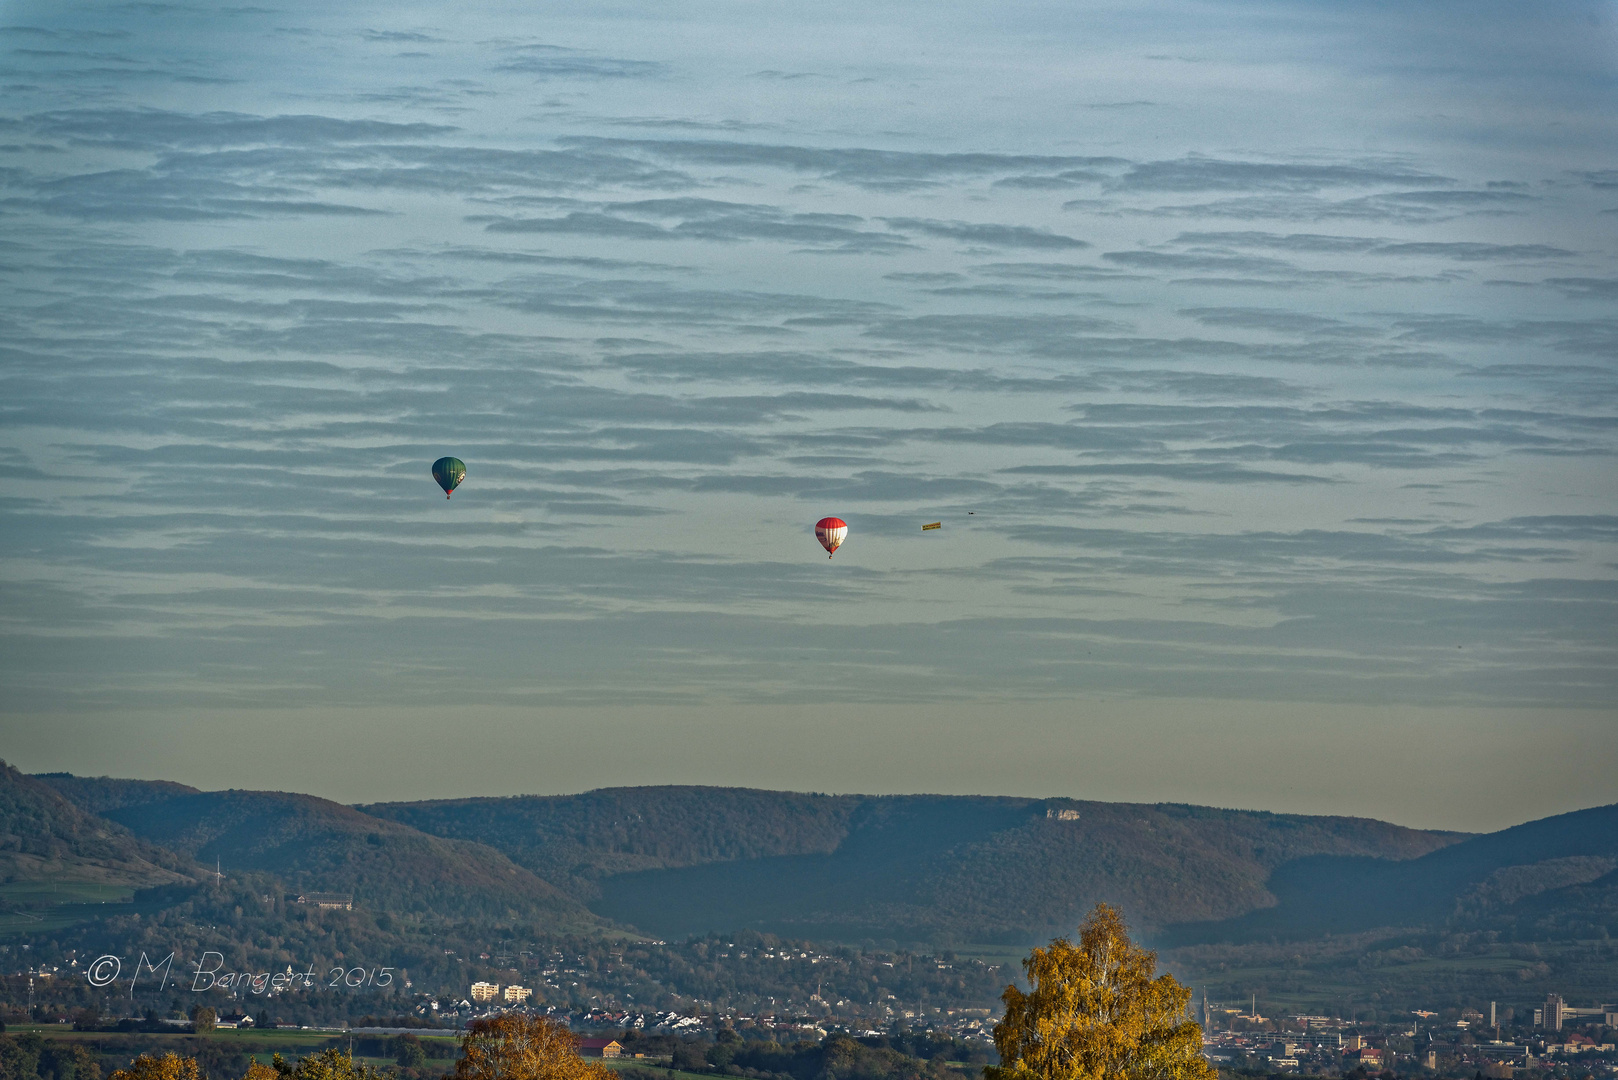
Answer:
[
  {"left": 432, "top": 456, "right": 466, "bottom": 498},
  {"left": 815, "top": 516, "right": 848, "bottom": 558}
]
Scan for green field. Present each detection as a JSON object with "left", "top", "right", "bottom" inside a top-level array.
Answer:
[
  {"left": 0, "top": 879, "right": 144, "bottom": 936},
  {"left": 604, "top": 1062, "right": 711, "bottom": 1080},
  {"left": 0, "top": 881, "right": 136, "bottom": 905}
]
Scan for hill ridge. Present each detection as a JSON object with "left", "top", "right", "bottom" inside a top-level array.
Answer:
[
  {"left": 0, "top": 761, "right": 194, "bottom": 889},
  {"left": 361, "top": 785, "right": 1466, "bottom": 942}
]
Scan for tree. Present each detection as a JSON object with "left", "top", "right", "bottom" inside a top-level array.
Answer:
[
  {"left": 986, "top": 904, "right": 1214, "bottom": 1080},
  {"left": 39, "top": 1043, "right": 101, "bottom": 1080},
  {"left": 268, "top": 1049, "right": 388, "bottom": 1080},
  {"left": 110, "top": 1054, "right": 202, "bottom": 1080},
  {"left": 393, "top": 1035, "right": 427, "bottom": 1069},
  {"left": 190, "top": 1006, "right": 216, "bottom": 1033},
  {"left": 454, "top": 1014, "right": 614, "bottom": 1080}
]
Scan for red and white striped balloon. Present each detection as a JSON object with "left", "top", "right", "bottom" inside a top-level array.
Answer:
[{"left": 815, "top": 517, "right": 848, "bottom": 558}]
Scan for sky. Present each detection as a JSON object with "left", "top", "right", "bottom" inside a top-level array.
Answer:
[{"left": 1, "top": 0, "right": 1615, "bottom": 832}]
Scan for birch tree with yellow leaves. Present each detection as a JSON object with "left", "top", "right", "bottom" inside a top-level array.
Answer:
[{"left": 986, "top": 904, "right": 1215, "bottom": 1080}]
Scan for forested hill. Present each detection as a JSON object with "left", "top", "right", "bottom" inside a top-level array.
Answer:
[
  {"left": 35, "top": 772, "right": 202, "bottom": 815},
  {"left": 362, "top": 787, "right": 1465, "bottom": 943},
  {"left": 96, "top": 788, "right": 604, "bottom": 928},
  {"left": 365, "top": 787, "right": 860, "bottom": 895},
  {"left": 0, "top": 762, "right": 192, "bottom": 888},
  {"left": 1160, "top": 800, "right": 1618, "bottom": 944}
]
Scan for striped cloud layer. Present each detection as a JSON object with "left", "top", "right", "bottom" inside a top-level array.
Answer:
[{"left": 1, "top": 0, "right": 1615, "bottom": 716}]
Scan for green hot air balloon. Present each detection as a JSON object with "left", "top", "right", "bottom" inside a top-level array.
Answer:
[{"left": 431, "top": 456, "right": 466, "bottom": 499}]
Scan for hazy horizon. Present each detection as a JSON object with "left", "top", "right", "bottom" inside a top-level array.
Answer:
[
  {"left": 1, "top": 0, "right": 1614, "bottom": 830},
  {"left": 7, "top": 699, "right": 1614, "bottom": 833}
]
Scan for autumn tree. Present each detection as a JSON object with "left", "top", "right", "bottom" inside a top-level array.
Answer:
[
  {"left": 986, "top": 904, "right": 1214, "bottom": 1080},
  {"left": 454, "top": 1014, "right": 613, "bottom": 1080},
  {"left": 190, "top": 1006, "right": 216, "bottom": 1034},
  {"left": 267, "top": 1050, "right": 389, "bottom": 1080},
  {"left": 110, "top": 1054, "right": 201, "bottom": 1080}
]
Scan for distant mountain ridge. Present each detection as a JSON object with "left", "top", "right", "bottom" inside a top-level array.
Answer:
[
  {"left": 361, "top": 786, "right": 1465, "bottom": 943},
  {"left": 30, "top": 771, "right": 1613, "bottom": 954},
  {"left": 24, "top": 772, "right": 603, "bottom": 931},
  {"left": 113, "top": 788, "right": 603, "bottom": 927},
  {"left": 35, "top": 773, "right": 202, "bottom": 815},
  {"left": 367, "top": 786, "right": 857, "bottom": 895},
  {"left": 0, "top": 763, "right": 192, "bottom": 889},
  {"left": 1159, "top": 801, "right": 1618, "bottom": 944}
]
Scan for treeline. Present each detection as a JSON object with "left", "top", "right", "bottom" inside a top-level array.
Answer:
[
  {"left": 0, "top": 1032, "right": 251, "bottom": 1080},
  {"left": 0, "top": 1029, "right": 990, "bottom": 1080},
  {"left": 606, "top": 1028, "right": 985, "bottom": 1076},
  {"left": 0, "top": 1031, "right": 460, "bottom": 1080},
  {"left": 681, "top": 1031, "right": 988, "bottom": 1080},
  {"left": 0, "top": 1031, "right": 103, "bottom": 1080}
]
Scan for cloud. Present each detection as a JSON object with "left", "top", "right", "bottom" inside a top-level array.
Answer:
[
  {"left": 26, "top": 107, "right": 457, "bottom": 148},
  {"left": 483, "top": 197, "right": 914, "bottom": 252},
  {"left": 970, "top": 261, "right": 1149, "bottom": 283},
  {"left": 359, "top": 30, "right": 443, "bottom": 43},
  {"left": 1393, "top": 316, "right": 1618, "bottom": 358},
  {"left": 863, "top": 314, "right": 1128, "bottom": 353},
  {"left": 1103, "top": 250, "right": 1298, "bottom": 274},
  {"left": 1001, "top": 463, "right": 1336, "bottom": 484},
  {"left": 1370, "top": 241, "right": 1574, "bottom": 261},
  {"left": 1168, "top": 231, "right": 1574, "bottom": 261},
  {"left": 18, "top": 167, "right": 392, "bottom": 220},
  {"left": 1100, "top": 190, "right": 1535, "bottom": 224},
  {"left": 1544, "top": 277, "right": 1618, "bottom": 300},
  {"left": 881, "top": 217, "right": 1089, "bottom": 249},
  {"left": 493, "top": 44, "right": 665, "bottom": 80},
  {"left": 1109, "top": 157, "right": 1453, "bottom": 193},
  {"left": 557, "top": 136, "right": 1127, "bottom": 190},
  {"left": 0, "top": 0, "right": 1612, "bottom": 734},
  {"left": 1178, "top": 308, "right": 1374, "bottom": 338}
]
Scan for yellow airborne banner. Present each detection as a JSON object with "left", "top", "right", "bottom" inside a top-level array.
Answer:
[{"left": 922, "top": 522, "right": 942, "bottom": 530}]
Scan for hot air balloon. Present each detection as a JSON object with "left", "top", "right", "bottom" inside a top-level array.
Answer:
[
  {"left": 815, "top": 516, "right": 847, "bottom": 558},
  {"left": 432, "top": 456, "right": 466, "bottom": 499}
]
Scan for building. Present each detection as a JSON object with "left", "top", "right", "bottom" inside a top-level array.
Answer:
[
  {"left": 470, "top": 982, "right": 499, "bottom": 1003},
  {"left": 1539, "top": 994, "right": 1617, "bottom": 1030},
  {"left": 1045, "top": 808, "right": 1080, "bottom": 821},
  {"left": 1352, "top": 1048, "right": 1383, "bottom": 1069},
  {"left": 577, "top": 1040, "right": 623, "bottom": 1059},
  {"left": 295, "top": 893, "right": 353, "bottom": 911},
  {"left": 502, "top": 985, "right": 531, "bottom": 1003}
]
